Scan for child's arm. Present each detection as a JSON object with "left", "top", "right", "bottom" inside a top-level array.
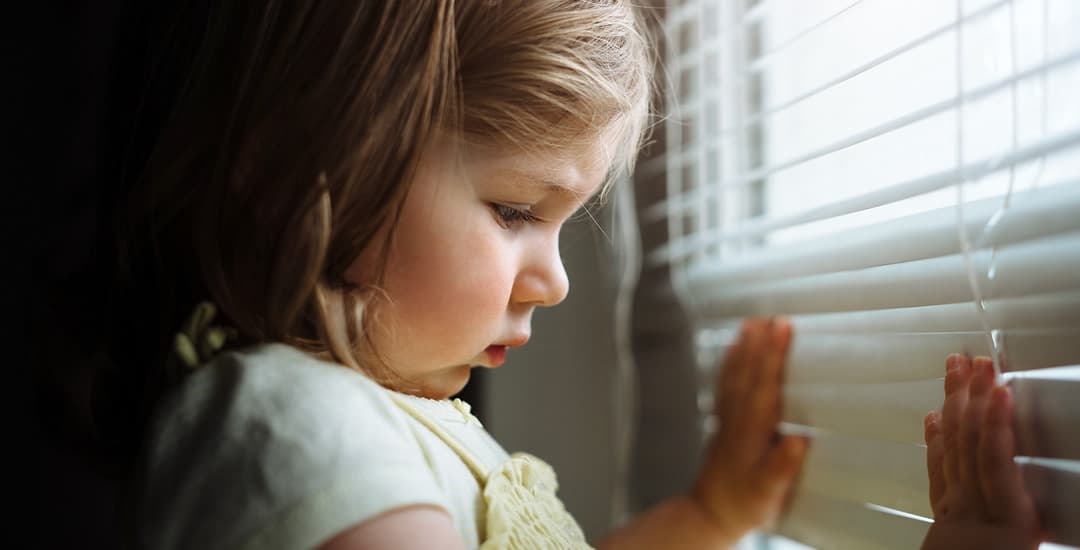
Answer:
[
  {"left": 598, "top": 319, "right": 807, "bottom": 549},
  {"left": 318, "top": 505, "right": 467, "bottom": 550},
  {"left": 921, "top": 354, "right": 1044, "bottom": 550}
]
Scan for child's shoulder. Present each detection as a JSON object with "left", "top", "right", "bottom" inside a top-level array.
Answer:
[
  {"left": 147, "top": 342, "right": 427, "bottom": 466},
  {"left": 136, "top": 343, "right": 447, "bottom": 550},
  {"left": 200, "top": 341, "right": 384, "bottom": 392},
  {"left": 156, "top": 342, "right": 406, "bottom": 438}
]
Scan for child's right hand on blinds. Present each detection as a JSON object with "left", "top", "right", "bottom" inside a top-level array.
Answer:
[
  {"left": 921, "top": 354, "right": 1045, "bottom": 550},
  {"left": 692, "top": 318, "right": 809, "bottom": 540}
]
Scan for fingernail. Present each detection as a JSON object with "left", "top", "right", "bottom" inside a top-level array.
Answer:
[
  {"left": 777, "top": 318, "right": 791, "bottom": 336},
  {"left": 946, "top": 354, "right": 960, "bottom": 373},
  {"left": 770, "top": 321, "right": 785, "bottom": 343}
]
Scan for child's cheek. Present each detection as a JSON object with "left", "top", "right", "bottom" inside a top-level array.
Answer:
[
  {"left": 391, "top": 213, "right": 511, "bottom": 340},
  {"left": 432, "top": 222, "right": 512, "bottom": 316}
]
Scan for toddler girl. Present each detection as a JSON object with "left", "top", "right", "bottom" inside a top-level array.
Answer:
[
  {"left": 98, "top": 2, "right": 805, "bottom": 547},
  {"left": 51, "top": 1, "right": 1042, "bottom": 548}
]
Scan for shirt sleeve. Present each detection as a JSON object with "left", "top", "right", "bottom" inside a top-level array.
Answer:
[{"left": 134, "top": 344, "right": 450, "bottom": 550}]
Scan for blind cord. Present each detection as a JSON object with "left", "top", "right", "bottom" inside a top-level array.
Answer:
[
  {"left": 984, "top": 0, "right": 1053, "bottom": 386},
  {"left": 954, "top": 0, "right": 1004, "bottom": 380},
  {"left": 958, "top": 0, "right": 1052, "bottom": 382}
]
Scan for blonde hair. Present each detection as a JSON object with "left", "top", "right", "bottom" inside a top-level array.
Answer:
[{"left": 70, "top": 0, "right": 651, "bottom": 473}]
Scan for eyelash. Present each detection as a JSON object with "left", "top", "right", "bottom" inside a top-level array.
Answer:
[{"left": 490, "top": 203, "right": 539, "bottom": 228}]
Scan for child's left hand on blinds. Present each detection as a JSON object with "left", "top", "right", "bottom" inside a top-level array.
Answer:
[{"left": 692, "top": 318, "right": 809, "bottom": 539}]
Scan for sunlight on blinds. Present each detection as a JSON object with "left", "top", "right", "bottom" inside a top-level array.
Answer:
[{"left": 658, "top": 0, "right": 1080, "bottom": 548}]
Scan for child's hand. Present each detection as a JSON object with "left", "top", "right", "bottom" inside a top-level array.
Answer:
[
  {"left": 692, "top": 318, "right": 808, "bottom": 540},
  {"left": 922, "top": 354, "right": 1044, "bottom": 550}
]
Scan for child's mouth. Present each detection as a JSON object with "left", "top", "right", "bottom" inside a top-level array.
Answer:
[{"left": 484, "top": 345, "right": 507, "bottom": 367}]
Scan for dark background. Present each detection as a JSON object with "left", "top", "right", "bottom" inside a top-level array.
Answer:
[{"left": 20, "top": 3, "right": 137, "bottom": 548}]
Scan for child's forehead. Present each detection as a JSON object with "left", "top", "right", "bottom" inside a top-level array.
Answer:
[{"left": 463, "top": 142, "right": 612, "bottom": 200}]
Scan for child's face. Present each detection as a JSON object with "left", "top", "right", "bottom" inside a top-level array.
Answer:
[{"left": 345, "top": 139, "right": 610, "bottom": 399}]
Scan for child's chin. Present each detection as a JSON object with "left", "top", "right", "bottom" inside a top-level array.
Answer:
[{"left": 432, "top": 364, "right": 474, "bottom": 398}]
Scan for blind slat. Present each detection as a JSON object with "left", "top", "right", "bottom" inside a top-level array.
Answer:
[
  {"left": 646, "top": 51, "right": 1080, "bottom": 223},
  {"left": 1012, "top": 373, "right": 1080, "bottom": 461},
  {"left": 678, "top": 123, "right": 1080, "bottom": 234},
  {"left": 1020, "top": 459, "right": 1080, "bottom": 547},
  {"left": 742, "top": 0, "right": 1007, "bottom": 118},
  {"left": 784, "top": 291, "right": 1080, "bottom": 334},
  {"left": 725, "top": 47, "right": 1080, "bottom": 195},
  {"left": 783, "top": 368, "right": 1080, "bottom": 461},
  {"left": 776, "top": 493, "right": 930, "bottom": 550},
  {"left": 690, "top": 232, "right": 1080, "bottom": 318},
  {"left": 798, "top": 432, "right": 931, "bottom": 518},
  {"left": 659, "top": 176, "right": 1080, "bottom": 269},
  {"left": 774, "top": 328, "right": 1080, "bottom": 384},
  {"left": 745, "top": 0, "right": 865, "bottom": 74},
  {"left": 695, "top": 291, "right": 1080, "bottom": 337},
  {"left": 793, "top": 435, "right": 1080, "bottom": 546},
  {"left": 783, "top": 379, "right": 942, "bottom": 445}
]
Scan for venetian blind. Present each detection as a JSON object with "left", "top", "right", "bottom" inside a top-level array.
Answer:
[{"left": 651, "top": 0, "right": 1080, "bottom": 548}]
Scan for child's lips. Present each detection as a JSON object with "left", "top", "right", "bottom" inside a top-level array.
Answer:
[
  {"left": 484, "top": 345, "right": 507, "bottom": 366},
  {"left": 482, "top": 335, "right": 527, "bottom": 367}
]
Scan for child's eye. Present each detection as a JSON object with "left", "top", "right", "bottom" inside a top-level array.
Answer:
[{"left": 490, "top": 203, "right": 539, "bottom": 228}]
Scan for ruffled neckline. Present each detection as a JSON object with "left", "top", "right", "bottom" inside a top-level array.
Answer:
[
  {"left": 383, "top": 388, "right": 484, "bottom": 426},
  {"left": 384, "top": 388, "right": 591, "bottom": 548}
]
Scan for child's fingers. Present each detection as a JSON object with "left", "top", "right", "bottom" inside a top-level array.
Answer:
[
  {"left": 747, "top": 319, "right": 790, "bottom": 456},
  {"left": 718, "top": 343, "right": 746, "bottom": 426},
  {"left": 717, "top": 321, "right": 754, "bottom": 436},
  {"left": 925, "top": 411, "right": 947, "bottom": 517},
  {"left": 978, "top": 385, "right": 1026, "bottom": 523},
  {"left": 719, "top": 321, "right": 754, "bottom": 405},
  {"left": 958, "top": 357, "right": 994, "bottom": 516},
  {"left": 759, "top": 435, "right": 808, "bottom": 501},
  {"left": 942, "top": 354, "right": 972, "bottom": 491},
  {"left": 727, "top": 319, "right": 768, "bottom": 450}
]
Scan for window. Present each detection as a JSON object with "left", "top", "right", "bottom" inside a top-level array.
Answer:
[{"left": 651, "top": 0, "right": 1080, "bottom": 548}]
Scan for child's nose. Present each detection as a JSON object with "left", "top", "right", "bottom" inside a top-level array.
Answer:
[{"left": 512, "top": 241, "right": 569, "bottom": 308}]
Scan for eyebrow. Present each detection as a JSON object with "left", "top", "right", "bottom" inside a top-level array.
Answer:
[{"left": 500, "top": 169, "right": 592, "bottom": 201}]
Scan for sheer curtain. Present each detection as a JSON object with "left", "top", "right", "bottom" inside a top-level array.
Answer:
[{"left": 649, "top": 0, "right": 1080, "bottom": 548}]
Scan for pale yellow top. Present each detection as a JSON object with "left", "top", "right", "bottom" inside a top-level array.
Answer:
[
  {"left": 133, "top": 342, "right": 589, "bottom": 549},
  {"left": 389, "top": 391, "right": 591, "bottom": 549}
]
